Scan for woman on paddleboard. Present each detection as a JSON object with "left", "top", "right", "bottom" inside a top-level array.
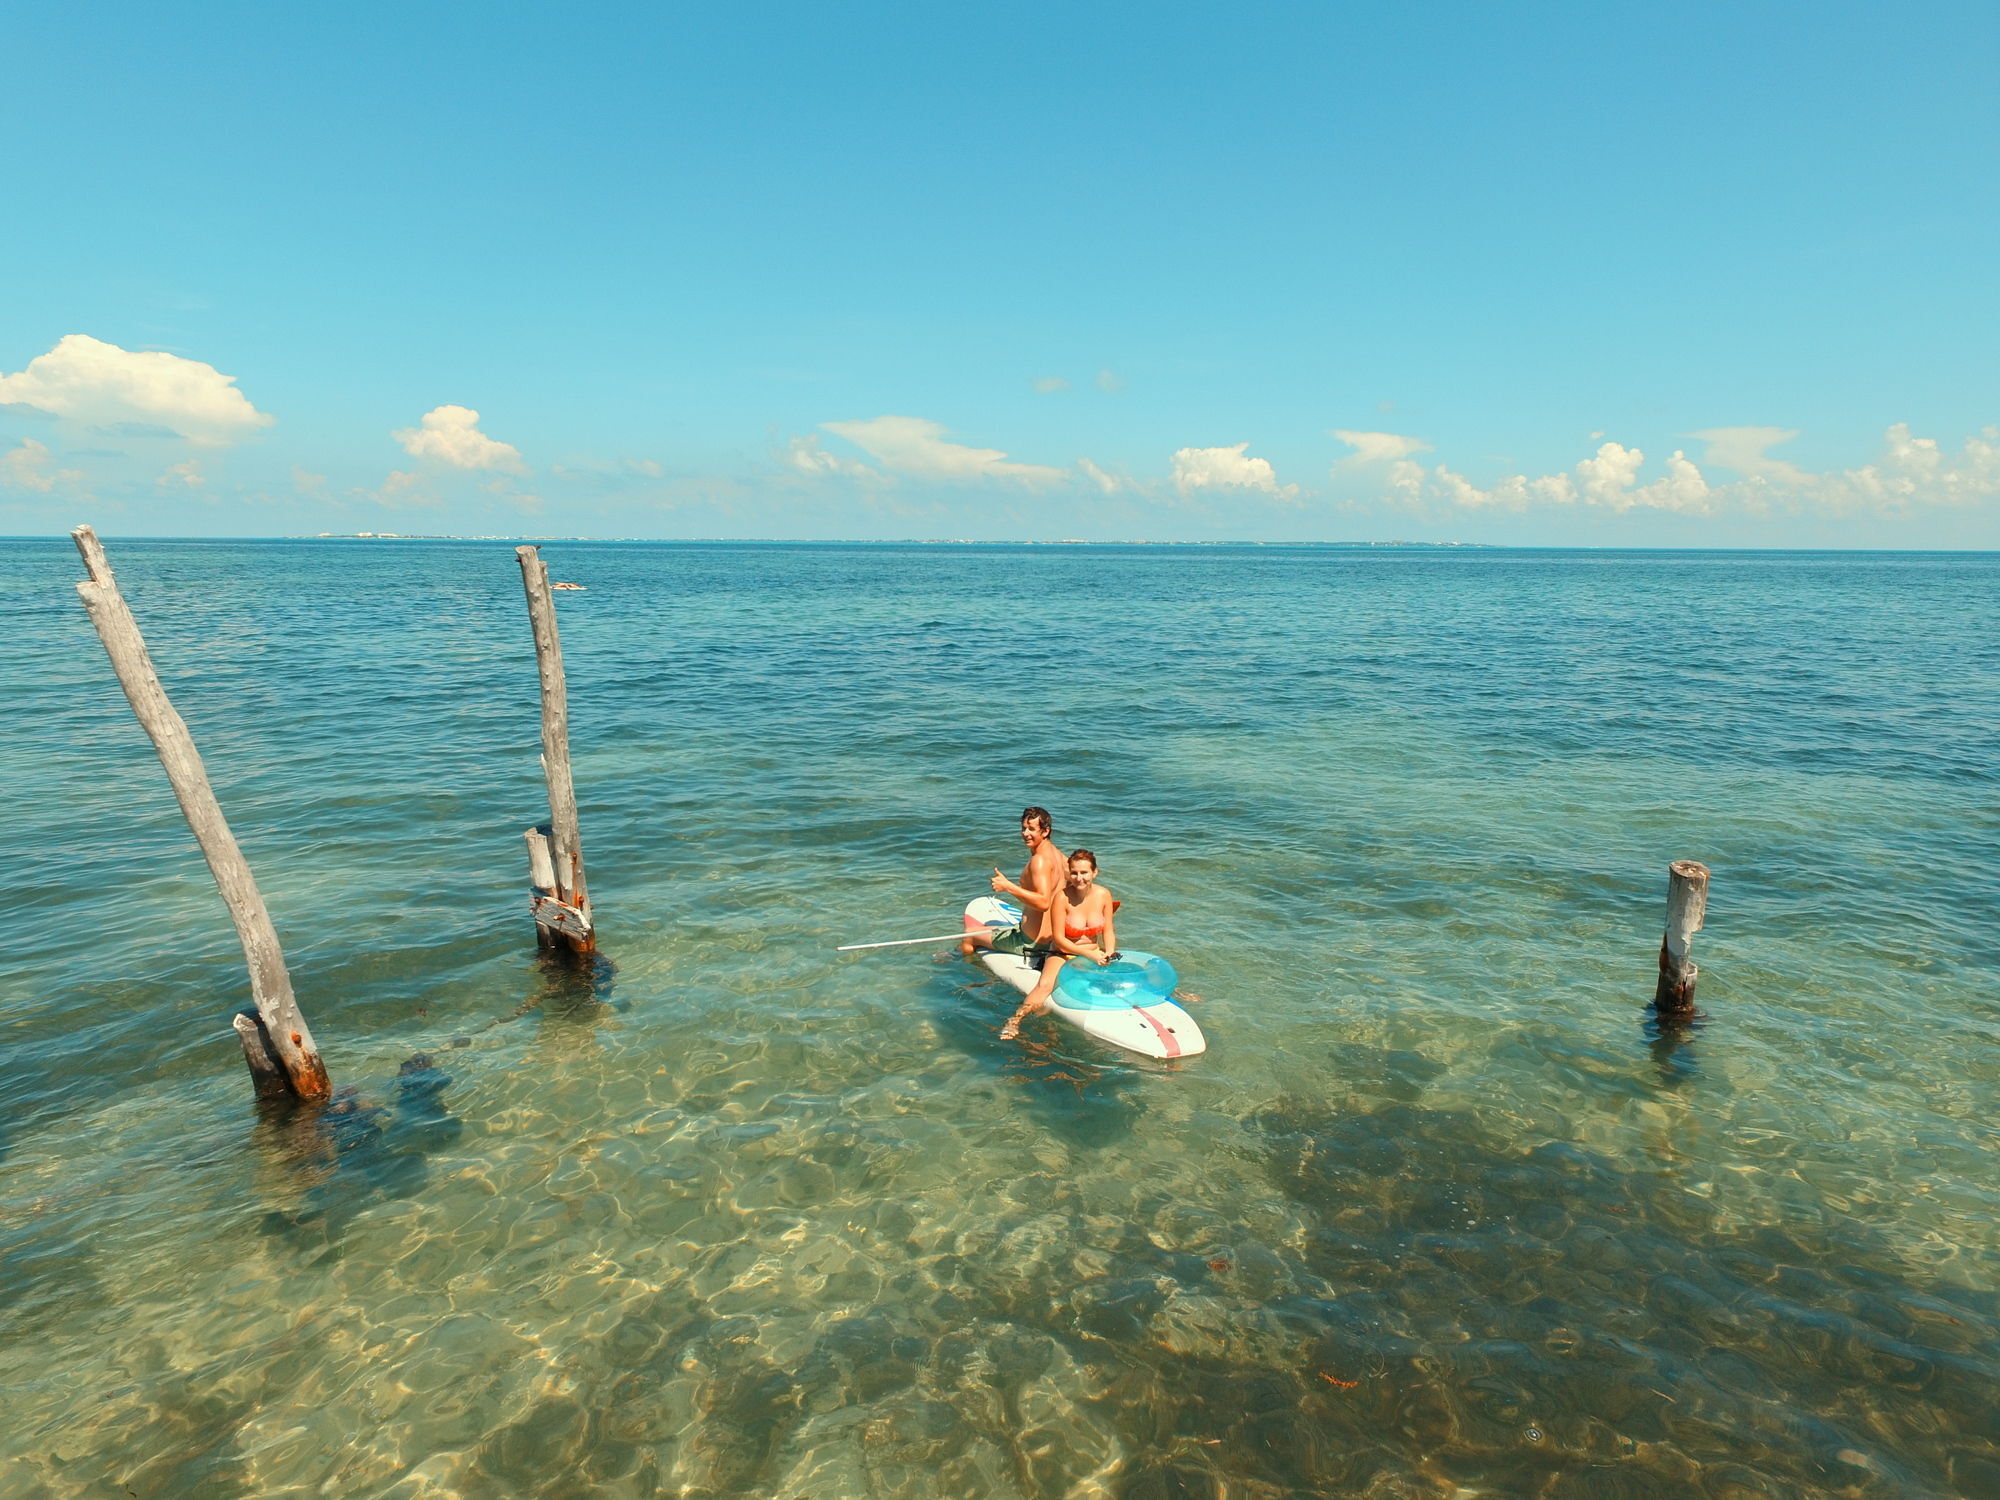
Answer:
[{"left": 1000, "top": 849, "right": 1117, "bottom": 1040}]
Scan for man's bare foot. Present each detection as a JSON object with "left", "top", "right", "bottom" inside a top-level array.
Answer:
[
  {"left": 999, "top": 1018, "right": 1022, "bottom": 1041},
  {"left": 960, "top": 938, "right": 976, "bottom": 958},
  {"left": 1178, "top": 990, "right": 1204, "bottom": 1004}
]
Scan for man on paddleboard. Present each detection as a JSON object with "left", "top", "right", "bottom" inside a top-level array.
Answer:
[{"left": 962, "top": 806, "right": 1065, "bottom": 962}]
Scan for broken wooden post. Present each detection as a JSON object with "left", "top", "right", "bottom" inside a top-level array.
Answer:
[
  {"left": 70, "top": 525, "right": 333, "bottom": 1102},
  {"left": 1654, "top": 860, "right": 1710, "bottom": 1014},
  {"left": 233, "top": 1012, "right": 294, "bottom": 1101},
  {"left": 523, "top": 823, "right": 561, "bottom": 948},
  {"left": 516, "top": 545, "right": 594, "bottom": 952},
  {"left": 524, "top": 824, "right": 557, "bottom": 892}
]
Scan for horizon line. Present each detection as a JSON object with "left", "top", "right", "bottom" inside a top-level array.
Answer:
[{"left": 7, "top": 533, "right": 2000, "bottom": 555}]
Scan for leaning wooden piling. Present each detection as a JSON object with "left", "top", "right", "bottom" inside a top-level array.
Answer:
[
  {"left": 70, "top": 526, "right": 332, "bottom": 1102},
  {"left": 516, "top": 545, "right": 594, "bottom": 952},
  {"left": 1654, "top": 860, "right": 1710, "bottom": 1013}
]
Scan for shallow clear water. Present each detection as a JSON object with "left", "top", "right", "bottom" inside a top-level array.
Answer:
[{"left": 2, "top": 539, "right": 1996, "bottom": 1498}]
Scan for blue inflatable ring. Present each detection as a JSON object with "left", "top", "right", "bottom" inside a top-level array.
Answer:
[{"left": 1053, "top": 951, "right": 1180, "bottom": 1010}]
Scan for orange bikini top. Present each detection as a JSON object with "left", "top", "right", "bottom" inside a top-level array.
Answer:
[{"left": 1064, "top": 899, "right": 1120, "bottom": 942}]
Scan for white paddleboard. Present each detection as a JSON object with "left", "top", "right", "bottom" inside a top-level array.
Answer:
[{"left": 963, "top": 896, "right": 1207, "bottom": 1059}]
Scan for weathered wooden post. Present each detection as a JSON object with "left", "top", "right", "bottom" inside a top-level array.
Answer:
[
  {"left": 232, "top": 1012, "right": 294, "bottom": 1101},
  {"left": 1654, "top": 860, "right": 1710, "bottom": 1014},
  {"left": 516, "top": 545, "right": 594, "bottom": 952},
  {"left": 524, "top": 824, "right": 558, "bottom": 893},
  {"left": 70, "top": 525, "right": 333, "bottom": 1102}
]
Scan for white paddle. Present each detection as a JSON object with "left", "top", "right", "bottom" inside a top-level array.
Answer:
[{"left": 836, "top": 931, "right": 979, "bottom": 952}]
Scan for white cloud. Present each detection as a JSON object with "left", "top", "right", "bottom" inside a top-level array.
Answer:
[
  {"left": 157, "top": 459, "right": 206, "bottom": 489},
  {"left": 1170, "top": 442, "right": 1300, "bottom": 501},
  {"left": 1430, "top": 466, "right": 1564, "bottom": 511},
  {"left": 1642, "top": 450, "right": 1714, "bottom": 513},
  {"left": 1571, "top": 443, "right": 1715, "bottom": 514},
  {"left": 1576, "top": 441, "right": 1646, "bottom": 505},
  {"left": 1825, "top": 422, "right": 2000, "bottom": 513},
  {"left": 786, "top": 433, "right": 876, "bottom": 480},
  {"left": 392, "top": 405, "right": 525, "bottom": 472},
  {"left": 1095, "top": 369, "right": 1126, "bottom": 395},
  {"left": 1431, "top": 442, "right": 1710, "bottom": 514},
  {"left": 817, "top": 415, "right": 1065, "bottom": 484},
  {"left": 1077, "top": 457, "right": 1122, "bottom": 494},
  {"left": 1032, "top": 376, "right": 1070, "bottom": 394},
  {"left": 1432, "top": 466, "right": 1502, "bottom": 509},
  {"left": 0, "top": 334, "right": 273, "bottom": 445},
  {"left": 1, "top": 437, "right": 83, "bottom": 493},
  {"left": 1387, "top": 459, "right": 1426, "bottom": 503},
  {"left": 1407, "top": 423, "right": 1999, "bottom": 518},
  {"left": 1332, "top": 429, "right": 1430, "bottom": 466},
  {"left": 1691, "top": 426, "right": 1807, "bottom": 482}
]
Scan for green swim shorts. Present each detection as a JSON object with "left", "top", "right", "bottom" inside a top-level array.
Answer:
[{"left": 986, "top": 926, "right": 1057, "bottom": 967}]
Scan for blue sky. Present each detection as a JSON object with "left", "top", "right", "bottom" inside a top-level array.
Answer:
[{"left": 3, "top": 1, "right": 1996, "bottom": 543}]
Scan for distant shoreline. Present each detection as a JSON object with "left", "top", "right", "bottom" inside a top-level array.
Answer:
[
  {"left": 280, "top": 534, "right": 1503, "bottom": 547},
  {"left": 10, "top": 535, "right": 1997, "bottom": 553}
]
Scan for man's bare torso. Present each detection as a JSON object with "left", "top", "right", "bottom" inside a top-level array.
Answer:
[{"left": 1019, "top": 837, "right": 1065, "bottom": 941}]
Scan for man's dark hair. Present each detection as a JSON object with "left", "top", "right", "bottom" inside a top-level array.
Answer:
[
  {"left": 1069, "top": 849, "right": 1098, "bottom": 870},
  {"left": 1021, "top": 806, "right": 1052, "bottom": 834}
]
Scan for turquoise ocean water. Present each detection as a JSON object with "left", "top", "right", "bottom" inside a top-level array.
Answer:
[{"left": 2, "top": 539, "right": 1996, "bottom": 1498}]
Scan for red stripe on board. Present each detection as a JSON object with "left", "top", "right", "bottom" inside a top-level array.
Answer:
[{"left": 1137, "top": 1006, "right": 1183, "bottom": 1058}]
